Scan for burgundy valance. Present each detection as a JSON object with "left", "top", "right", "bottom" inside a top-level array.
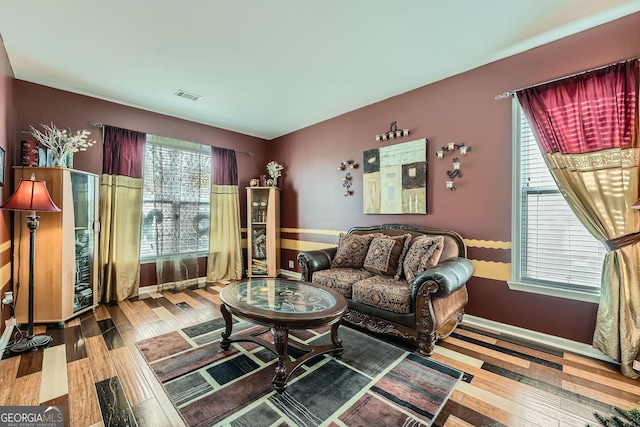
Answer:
[{"left": 102, "top": 125, "right": 146, "bottom": 178}]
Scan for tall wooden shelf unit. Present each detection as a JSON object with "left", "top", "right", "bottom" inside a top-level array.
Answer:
[
  {"left": 12, "top": 167, "right": 100, "bottom": 324},
  {"left": 247, "top": 187, "right": 280, "bottom": 277}
]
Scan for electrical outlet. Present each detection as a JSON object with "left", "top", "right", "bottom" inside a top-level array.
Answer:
[{"left": 288, "top": 260, "right": 295, "bottom": 269}]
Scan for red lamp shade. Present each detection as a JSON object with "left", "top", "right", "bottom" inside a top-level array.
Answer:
[
  {"left": 632, "top": 198, "right": 640, "bottom": 210},
  {"left": 0, "top": 176, "right": 60, "bottom": 212}
]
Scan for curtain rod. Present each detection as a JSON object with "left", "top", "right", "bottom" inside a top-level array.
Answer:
[
  {"left": 235, "top": 150, "right": 255, "bottom": 157},
  {"left": 494, "top": 57, "right": 638, "bottom": 100},
  {"left": 91, "top": 121, "right": 254, "bottom": 156}
]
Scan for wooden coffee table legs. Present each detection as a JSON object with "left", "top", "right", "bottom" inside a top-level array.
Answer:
[
  {"left": 271, "top": 322, "right": 344, "bottom": 393},
  {"left": 219, "top": 303, "right": 344, "bottom": 393},
  {"left": 220, "top": 303, "right": 234, "bottom": 345}
]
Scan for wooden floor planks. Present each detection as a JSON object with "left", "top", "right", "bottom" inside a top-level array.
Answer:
[
  {"left": 0, "top": 282, "right": 638, "bottom": 426},
  {"left": 67, "top": 358, "right": 102, "bottom": 427}
]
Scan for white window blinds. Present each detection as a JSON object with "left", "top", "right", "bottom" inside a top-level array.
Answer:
[
  {"left": 141, "top": 136, "right": 211, "bottom": 260},
  {"left": 514, "top": 101, "right": 606, "bottom": 295}
]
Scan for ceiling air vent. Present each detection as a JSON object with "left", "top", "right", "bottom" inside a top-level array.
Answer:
[{"left": 174, "top": 90, "right": 202, "bottom": 101}]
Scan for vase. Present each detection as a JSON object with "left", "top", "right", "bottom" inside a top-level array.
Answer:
[
  {"left": 51, "top": 154, "right": 66, "bottom": 167},
  {"left": 273, "top": 177, "right": 278, "bottom": 187}
]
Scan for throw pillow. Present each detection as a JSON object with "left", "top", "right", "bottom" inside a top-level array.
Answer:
[
  {"left": 403, "top": 235, "right": 445, "bottom": 283},
  {"left": 363, "top": 234, "right": 412, "bottom": 279},
  {"left": 331, "top": 233, "right": 376, "bottom": 269}
]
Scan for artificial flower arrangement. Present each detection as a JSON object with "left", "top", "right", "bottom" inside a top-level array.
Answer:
[
  {"left": 266, "top": 161, "right": 284, "bottom": 184},
  {"left": 27, "top": 122, "right": 96, "bottom": 165}
]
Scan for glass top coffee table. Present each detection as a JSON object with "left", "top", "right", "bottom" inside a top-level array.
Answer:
[{"left": 219, "top": 279, "right": 348, "bottom": 393}]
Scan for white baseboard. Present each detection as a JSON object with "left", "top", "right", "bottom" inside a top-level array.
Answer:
[
  {"left": 0, "top": 317, "right": 16, "bottom": 355},
  {"left": 463, "top": 314, "right": 617, "bottom": 364},
  {"left": 138, "top": 285, "right": 157, "bottom": 295},
  {"left": 138, "top": 277, "right": 208, "bottom": 295},
  {"left": 279, "top": 269, "right": 302, "bottom": 280}
]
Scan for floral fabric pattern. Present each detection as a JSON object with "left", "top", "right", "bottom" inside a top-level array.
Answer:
[
  {"left": 312, "top": 268, "right": 374, "bottom": 298},
  {"left": 403, "top": 235, "right": 445, "bottom": 283},
  {"left": 331, "top": 233, "right": 376, "bottom": 269},
  {"left": 363, "top": 234, "right": 412, "bottom": 279},
  {"left": 352, "top": 275, "right": 412, "bottom": 314}
]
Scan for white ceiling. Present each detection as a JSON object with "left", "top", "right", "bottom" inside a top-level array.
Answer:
[{"left": 2, "top": 1, "right": 640, "bottom": 140}]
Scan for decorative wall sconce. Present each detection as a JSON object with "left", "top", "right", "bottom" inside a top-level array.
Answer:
[
  {"left": 436, "top": 142, "right": 472, "bottom": 158},
  {"left": 436, "top": 142, "right": 472, "bottom": 191},
  {"left": 343, "top": 173, "right": 353, "bottom": 196},
  {"left": 446, "top": 158, "right": 463, "bottom": 191},
  {"left": 338, "top": 160, "right": 358, "bottom": 196},
  {"left": 338, "top": 160, "right": 358, "bottom": 171},
  {"left": 375, "top": 121, "right": 410, "bottom": 142}
]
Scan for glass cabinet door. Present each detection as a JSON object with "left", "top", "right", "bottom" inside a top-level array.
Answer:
[
  {"left": 247, "top": 186, "right": 280, "bottom": 277},
  {"left": 71, "top": 172, "right": 95, "bottom": 313},
  {"left": 250, "top": 188, "right": 269, "bottom": 275}
]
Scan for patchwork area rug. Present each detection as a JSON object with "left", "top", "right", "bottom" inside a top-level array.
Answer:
[{"left": 136, "top": 317, "right": 462, "bottom": 426}]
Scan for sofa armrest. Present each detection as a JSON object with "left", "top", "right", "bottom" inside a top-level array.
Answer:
[
  {"left": 297, "top": 248, "right": 338, "bottom": 281},
  {"left": 411, "top": 257, "right": 474, "bottom": 298}
]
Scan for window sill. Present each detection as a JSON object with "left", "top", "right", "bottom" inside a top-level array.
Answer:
[{"left": 507, "top": 281, "right": 600, "bottom": 304}]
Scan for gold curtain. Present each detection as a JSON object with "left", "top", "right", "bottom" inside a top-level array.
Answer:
[
  {"left": 207, "top": 183, "right": 243, "bottom": 282},
  {"left": 99, "top": 174, "right": 143, "bottom": 302},
  {"left": 545, "top": 148, "right": 640, "bottom": 378}
]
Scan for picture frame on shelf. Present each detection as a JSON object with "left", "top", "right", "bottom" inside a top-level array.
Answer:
[{"left": 20, "top": 140, "right": 39, "bottom": 166}]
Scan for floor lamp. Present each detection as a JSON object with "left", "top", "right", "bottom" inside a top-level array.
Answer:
[{"left": 0, "top": 173, "right": 60, "bottom": 352}]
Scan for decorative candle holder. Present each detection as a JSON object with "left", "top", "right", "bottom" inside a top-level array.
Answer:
[
  {"left": 437, "top": 143, "right": 472, "bottom": 191},
  {"left": 375, "top": 121, "right": 410, "bottom": 142},
  {"left": 338, "top": 160, "right": 358, "bottom": 196}
]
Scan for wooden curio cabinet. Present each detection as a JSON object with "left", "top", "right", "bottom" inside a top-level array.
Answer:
[
  {"left": 247, "top": 187, "right": 280, "bottom": 277},
  {"left": 12, "top": 167, "right": 100, "bottom": 324}
]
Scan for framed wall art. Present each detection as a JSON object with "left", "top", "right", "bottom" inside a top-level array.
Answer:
[
  {"left": 0, "top": 146, "right": 5, "bottom": 186},
  {"left": 363, "top": 138, "right": 427, "bottom": 214}
]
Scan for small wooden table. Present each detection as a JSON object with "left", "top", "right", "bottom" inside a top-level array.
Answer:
[{"left": 219, "top": 279, "right": 348, "bottom": 393}]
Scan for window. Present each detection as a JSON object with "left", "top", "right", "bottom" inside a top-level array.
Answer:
[
  {"left": 510, "top": 99, "right": 606, "bottom": 301},
  {"left": 141, "top": 135, "right": 211, "bottom": 260}
]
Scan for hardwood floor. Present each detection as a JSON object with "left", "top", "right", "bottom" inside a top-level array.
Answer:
[{"left": 0, "top": 282, "right": 637, "bottom": 427}]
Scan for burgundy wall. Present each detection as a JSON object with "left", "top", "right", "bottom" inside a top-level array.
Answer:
[
  {"left": 14, "top": 82, "right": 269, "bottom": 179},
  {"left": 12, "top": 82, "right": 271, "bottom": 288},
  {"left": 0, "top": 35, "right": 15, "bottom": 334},
  {"left": 270, "top": 12, "right": 640, "bottom": 344}
]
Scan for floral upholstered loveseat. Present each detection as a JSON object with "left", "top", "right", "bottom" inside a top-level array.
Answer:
[{"left": 297, "top": 224, "right": 474, "bottom": 355}]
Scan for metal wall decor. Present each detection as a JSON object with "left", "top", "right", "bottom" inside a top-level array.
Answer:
[
  {"left": 375, "top": 121, "right": 410, "bottom": 142},
  {"left": 338, "top": 160, "right": 358, "bottom": 196},
  {"left": 338, "top": 160, "right": 358, "bottom": 171},
  {"left": 343, "top": 173, "right": 353, "bottom": 196},
  {"left": 436, "top": 142, "right": 472, "bottom": 191}
]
